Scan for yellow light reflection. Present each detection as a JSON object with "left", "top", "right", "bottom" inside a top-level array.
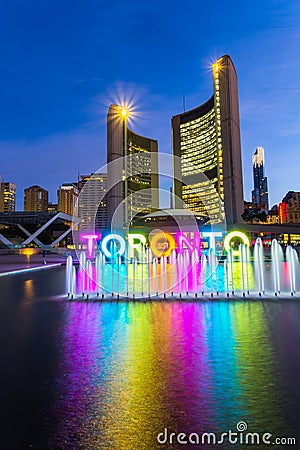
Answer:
[
  {"left": 20, "top": 278, "right": 36, "bottom": 306},
  {"left": 21, "top": 248, "right": 35, "bottom": 258}
]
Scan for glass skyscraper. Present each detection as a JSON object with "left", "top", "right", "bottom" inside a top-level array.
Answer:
[{"left": 251, "top": 146, "right": 269, "bottom": 211}]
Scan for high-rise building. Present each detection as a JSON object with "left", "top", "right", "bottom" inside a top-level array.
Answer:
[
  {"left": 107, "top": 104, "right": 159, "bottom": 228},
  {"left": 78, "top": 173, "right": 108, "bottom": 231},
  {"left": 251, "top": 146, "right": 269, "bottom": 211},
  {"left": 172, "top": 55, "right": 244, "bottom": 225},
  {"left": 47, "top": 202, "right": 58, "bottom": 214},
  {"left": 266, "top": 204, "right": 279, "bottom": 224},
  {"left": 57, "top": 183, "right": 79, "bottom": 216},
  {"left": 24, "top": 185, "right": 48, "bottom": 212},
  {"left": 279, "top": 191, "right": 300, "bottom": 224},
  {"left": 0, "top": 181, "right": 16, "bottom": 212}
]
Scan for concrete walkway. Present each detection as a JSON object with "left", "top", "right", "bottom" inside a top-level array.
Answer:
[{"left": 0, "top": 253, "right": 65, "bottom": 275}]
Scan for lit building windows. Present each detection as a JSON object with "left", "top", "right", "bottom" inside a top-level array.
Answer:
[{"left": 172, "top": 55, "right": 244, "bottom": 225}]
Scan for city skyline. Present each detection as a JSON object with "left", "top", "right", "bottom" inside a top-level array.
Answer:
[
  {"left": 1, "top": 1, "right": 300, "bottom": 209},
  {"left": 0, "top": 100, "right": 296, "bottom": 214}
]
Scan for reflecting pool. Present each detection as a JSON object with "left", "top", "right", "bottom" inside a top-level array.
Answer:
[{"left": 0, "top": 268, "right": 300, "bottom": 449}]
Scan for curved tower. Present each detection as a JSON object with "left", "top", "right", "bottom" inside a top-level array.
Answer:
[
  {"left": 172, "top": 55, "right": 244, "bottom": 225},
  {"left": 107, "top": 104, "right": 159, "bottom": 228}
]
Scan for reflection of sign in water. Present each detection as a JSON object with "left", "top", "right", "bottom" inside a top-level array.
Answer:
[{"left": 79, "top": 230, "right": 249, "bottom": 259}]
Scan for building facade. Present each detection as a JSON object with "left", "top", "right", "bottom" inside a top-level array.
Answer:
[
  {"left": 172, "top": 55, "right": 244, "bottom": 225},
  {"left": 107, "top": 104, "right": 159, "bottom": 229},
  {"left": 0, "top": 182, "right": 16, "bottom": 212},
  {"left": 251, "top": 146, "right": 269, "bottom": 211},
  {"left": 24, "top": 185, "right": 48, "bottom": 212},
  {"left": 78, "top": 173, "right": 108, "bottom": 231},
  {"left": 266, "top": 205, "right": 279, "bottom": 224},
  {"left": 279, "top": 191, "right": 300, "bottom": 224},
  {"left": 47, "top": 202, "right": 58, "bottom": 214},
  {"left": 57, "top": 183, "right": 79, "bottom": 216}
]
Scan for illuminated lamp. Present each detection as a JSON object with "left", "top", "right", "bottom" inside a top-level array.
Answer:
[{"left": 22, "top": 248, "right": 35, "bottom": 258}]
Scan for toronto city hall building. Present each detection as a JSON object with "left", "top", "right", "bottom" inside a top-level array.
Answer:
[
  {"left": 107, "top": 104, "right": 159, "bottom": 228},
  {"left": 172, "top": 55, "right": 244, "bottom": 225}
]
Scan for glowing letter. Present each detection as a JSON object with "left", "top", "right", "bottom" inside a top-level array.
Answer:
[
  {"left": 177, "top": 231, "right": 201, "bottom": 254},
  {"left": 81, "top": 234, "right": 100, "bottom": 258},
  {"left": 224, "top": 231, "right": 250, "bottom": 256},
  {"left": 150, "top": 231, "right": 176, "bottom": 257},
  {"left": 128, "top": 233, "right": 147, "bottom": 258},
  {"left": 201, "top": 232, "right": 223, "bottom": 252},
  {"left": 101, "top": 234, "right": 126, "bottom": 258}
]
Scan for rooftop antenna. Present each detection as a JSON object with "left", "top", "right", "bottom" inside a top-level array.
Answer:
[{"left": 183, "top": 94, "right": 186, "bottom": 112}]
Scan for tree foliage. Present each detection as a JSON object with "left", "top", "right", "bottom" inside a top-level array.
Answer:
[{"left": 242, "top": 208, "right": 267, "bottom": 223}]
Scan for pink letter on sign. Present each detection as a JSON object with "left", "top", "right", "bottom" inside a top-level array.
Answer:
[
  {"left": 81, "top": 234, "right": 100, "bottom": 258},
  {"left": 176, "top": 231, "right": 201, "bottom": 254}
]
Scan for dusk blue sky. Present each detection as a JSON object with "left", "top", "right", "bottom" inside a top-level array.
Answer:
[{"left": 0, "top": 0, "right": 300, "bottom": 210}]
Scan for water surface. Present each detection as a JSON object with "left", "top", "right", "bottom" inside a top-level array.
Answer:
[{"left": 0, "top": 268, "right": 300, "bottom": 449}]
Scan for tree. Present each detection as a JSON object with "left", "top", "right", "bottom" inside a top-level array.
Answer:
[{"left": 242, "top": 208, "right": 267, "bottom": 223}]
